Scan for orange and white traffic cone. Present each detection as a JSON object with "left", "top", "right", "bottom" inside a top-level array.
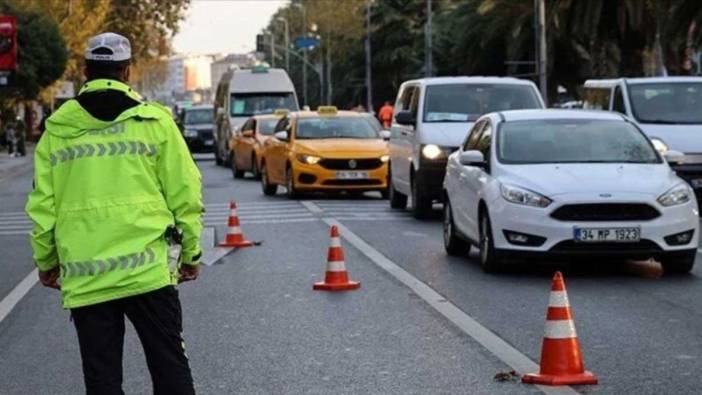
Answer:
[
  {"left": 218, "top": 201, "right": 254, "bottom": 248},
  {"left": 522, "top": 271, "right": 598, "bottom": 386},
  {"left": 313, "top": 225, "right": 360, "bottom": 291}
]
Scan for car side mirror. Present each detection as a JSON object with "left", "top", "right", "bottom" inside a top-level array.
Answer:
[
  {"left": 395, "top": 110, "right": 415, "bottom": 126},
  {"left": 459, "top": 150, "right": 486, "bottom": 167},
  {"left": 380, "top": 130, "right": 391, "bottom": 141},
  {"left": 274, "top": 131, "right": 289, "bottom": 142},
  {"left": 242, "top": 130, "right": 254, "bottom": 138},
  {"left": 664, "top": 150, "right": 685, "bottom": 164}
]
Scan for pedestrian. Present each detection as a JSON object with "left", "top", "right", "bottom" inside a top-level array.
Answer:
[
  {"left": 25, "top": 33, "right": 203, "bottom": 395},
  {"left": 13, "top": 117, "right": 26, "bottom": 157},
  {"left": 4, "top": 119, "right": 16, "bottom": 156},
  {"left": 378, "top": 101, "right": 394, "bottom": 129}
]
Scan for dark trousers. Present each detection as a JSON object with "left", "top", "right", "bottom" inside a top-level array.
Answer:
[{"left": 71, "top": 286, "right": 195, "bottom": 395}]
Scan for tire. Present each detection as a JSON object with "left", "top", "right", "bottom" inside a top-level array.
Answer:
[
  {"left": 215, "top": 145, "right": 224, "bottom": 166},
  {"left": 411, "top": 174, "right": 432, "bottom": 219},
  {"left": 231, "top": 152, "right": 244, "bottom": 179},
  {"left": 479, "top": 211, "right": 501, "bottom": 273},
  {"left": 660, "top": 251, "right": 696, "bottom": 274},
  {"left": 380, "top": 188, "right": 389, "bottom": 199},
  {"left": 286, "top": 166, "right": 299, "bottom": 199},
  {"left": 388, "top": 171, "right": 407, "bottom": 209},
  {"left": 250, "top": 155, "right": 261, "bottom": 180},
  {"left": 443, "top": 199, "right": 470, "bottom": 256},
  {"left": 260, "top": 162, "right": 277, "bottom": 196}
]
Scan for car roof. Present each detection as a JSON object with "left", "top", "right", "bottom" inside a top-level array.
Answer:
[
  {"left": 291, "top": 110, "right": 363, "bottom": 119},
  {"left": 495, "top": 109, "right": 627, "bottom": 122},
  {"left": 402, "top": 76, "right": 536, "bottom": 87},
  {"left": 584, "top": 76, "right": 702, "bottom": 87},
  {"left": 252, "top": 114, "right": 284, "bottom": 121}
]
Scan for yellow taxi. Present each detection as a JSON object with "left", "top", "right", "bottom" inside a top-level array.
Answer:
[
  {"left": 259, "top": 106, "right": 389, "bottom": 198},
  {"left": 228, "top": 110, "right": 288, "bottom": 179}
]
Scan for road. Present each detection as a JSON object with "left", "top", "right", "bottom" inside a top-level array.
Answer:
[{"left": 1, "top": 155, "right": 701, "bottom": 394}]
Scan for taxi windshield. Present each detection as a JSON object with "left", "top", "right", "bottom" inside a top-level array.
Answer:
[
  {"left": 259, "top": 119, "right": 279, "bottom": 135},
  {"left": 296, "top": 117, "right": 380, "bottom": 139}
]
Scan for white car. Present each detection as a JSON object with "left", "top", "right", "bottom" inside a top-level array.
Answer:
[{"left": 442, "top": 109, "right": 699, "bottom": 273}]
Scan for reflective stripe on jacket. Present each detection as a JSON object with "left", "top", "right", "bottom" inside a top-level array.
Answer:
[{"left": 26, "top": 79, "right": 203, "bottom": 308}]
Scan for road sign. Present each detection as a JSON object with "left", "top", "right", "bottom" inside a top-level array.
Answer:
[{"left": 294, "top": 37, "right": 320, "bottom": 50}]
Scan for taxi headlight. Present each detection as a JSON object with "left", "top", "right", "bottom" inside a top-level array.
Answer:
[
  {"left": 500, "top": 184, "right": 552, "bottom": 208},
  {"left": 380, "top": 155, "right": 390, "bottom": 163},
  {"left": 184, "top": 129, "right": 198, "bottom": 138},
  {"left": 651, "top": 138, "right": 668, "bottom": 155},
  {"left": 297, "top": 154, "right": 321, "bottom": 165},
  {"left": 422, "top": 144, "right": 442, "bottom": 160},
  {"left": 658, "top": 184, "right": 691, "bottom": 207}
]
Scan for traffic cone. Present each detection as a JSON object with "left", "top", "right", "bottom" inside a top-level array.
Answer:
[
  {"left": 218, "top": 201, "right": 254, "bottom": 248},
  {"left": 313, "top": 225, "right": 360, "bottom": 291},
  {"left": 522, "top": 272, "right": 598, "bottom": 386}
]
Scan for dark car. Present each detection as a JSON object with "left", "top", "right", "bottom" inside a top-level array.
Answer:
[{"left": 179, "top": 105, "right": 215, "bottom": 153}]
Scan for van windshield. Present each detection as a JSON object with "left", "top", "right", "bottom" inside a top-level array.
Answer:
[
  {"left": 230, "top": 93, "right": 297, "bottom": 116},
  {"left": 423, "top": 84, "right": 542, "bottom": 123},
  {"left": 628, "top": 82, "right": 702, "bottom": 124}
]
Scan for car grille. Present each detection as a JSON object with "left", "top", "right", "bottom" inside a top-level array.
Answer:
[
  {"left": 199, "top": 129, "right": 213, "bottom": 140},
  {"left": 550, "top": 203, "right": 660, "bottom": 222},
  {"left": 318, "top": 158, "right": 383, "bottom": 170},
  {"left": 322, "top": 179, "right": 383, "bottom": 186},
  {"left": 550, "top": 239, "right": 661, "bottom": 253}
]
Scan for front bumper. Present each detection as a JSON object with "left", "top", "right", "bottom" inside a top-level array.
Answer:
[
  {"left": 185, "top": 132, "right": 214, "bottom": 153},
  {"left": 415, "top": 158, "right": 449, "bottom": 200},
  {"left": 489, "top": 195, "right": 699, "bottom": 259},
  {"left": 292, "top": 160, "right": 388, "bottom": 191}
]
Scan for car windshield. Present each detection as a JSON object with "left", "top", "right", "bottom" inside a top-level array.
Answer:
[
  {"left": 362, "top": 114, "right": 383, "bottom": 131},
  {"left": 628, "top": 82, "right": 702, "bottom": 124},
  {"left": 184, "top": 109, "right": 213, "bottom": 124},
  {"left": 230, "top": 93, "right": 297, "bottom": 117},
  {"left": 497, "top": 119, "right": 661, "bottom": 164},
  {"left": 296, "top": 117, "right": 380, "bottom": 139},
  {"left": 259, "top": 119, "right": 279, "bottom": 135},
  {"left": 423, "top": 84, "right": 542, "bottom": 123}
]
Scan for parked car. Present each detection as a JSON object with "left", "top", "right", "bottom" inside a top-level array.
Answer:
[
  {"left": 388, "top": 77, "right": 545, "bottom": 218},
  {"left": 179, "top": 105, "right": 214, "bottom": 153},
  {"left": 229, "top": 111, "right": 288, "bottom": 179},
  {"left": 443, "top": 109, "right": 698, "bottom": 273},
  {"left": 584, "top": 77, "right": 702, "bottom": 207},
  {"left": 213, "top": 66, "right": 300, "bottom": 166}
]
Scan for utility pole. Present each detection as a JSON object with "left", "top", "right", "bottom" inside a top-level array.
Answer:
[
  {"left": 302, "top": 8, "right": 308, "bottom": 106},
  {"left": 425, "top": 0, "right": 433, "bottom": 77},
  {"left": 270, "top": 32, "right": 276, "bottom": 68},
  {"left": 536, "top": 0, "right": 547, "bottom": 104},
  {"left": 326, "top": 45, "right": 332, "bottom": 105},
  {"left": 277, "top": 17, "right": 290, "bottom": 71},
  {"left": 365, "top": 0, "right": 373, "bottom": 112}
]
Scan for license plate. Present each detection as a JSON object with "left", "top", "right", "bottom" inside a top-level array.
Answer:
[
  {"left": 336, "top": 171, "right": 368, "bottom": 180},
  {"left": 574, "top": 227, "right": 640, "bottom": 243},
  {"left": 691, "top": 179, "right": 702, "bottom": 188},
  {"left": 204, "top": 139, "right": 214, "bottom": 146}
]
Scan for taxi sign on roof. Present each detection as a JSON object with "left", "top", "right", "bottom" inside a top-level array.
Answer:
[
  {"left": 317, "top": 106, "right": 338, "bottom": 115},
  {"left": 274, "top": 108, "right": 289, "bottom": 116}
]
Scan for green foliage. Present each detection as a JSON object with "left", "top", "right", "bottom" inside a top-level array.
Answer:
[{"left": 0, "top": 1, "right": 68, "bottom": 100}]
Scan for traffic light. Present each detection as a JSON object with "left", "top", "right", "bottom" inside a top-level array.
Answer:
[
  {"left": 0, "top": 16, "right": 17, "bottom": 72},
  {"left": 256, "top": 34, "right": 266, "bottom": 53}
]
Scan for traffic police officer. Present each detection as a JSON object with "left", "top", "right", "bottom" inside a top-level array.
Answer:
[{"left": 26, "top": 32, "right": 203, "bottom": 395}]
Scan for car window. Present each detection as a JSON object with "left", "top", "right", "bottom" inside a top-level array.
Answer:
[
  {"left": 396, "top": 85, "right": 416, "bottom": 113},
  {"left": 582, "top": 87, "right": 612, "bottom": 110},
  {"left": 259, "top": 119, "right": 279, "bottom": 135},
  {"left": 463, "top": 120, "right": 485, "bottom": 151},
  {"left": 612, "top": 86, "right": 626, "bottom": 113},
  {"left": 409, "top": 87, "right": 420, "bottom": 119},
  {"left": 241, "top": 119, "right": 252, "bottom": 132},
  {"left": 274, "top": 117, "right": 289, "bottom": 133},
  {"left": 250, "top": 120, "right": 257, "bottom": 132},
  {"left": 476, "top": 122, "right": 492, "bottom": 158}
]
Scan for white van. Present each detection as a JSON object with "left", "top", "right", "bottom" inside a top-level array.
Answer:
[
  {"left": 388, "top": 77, "right": 545, "bottom": 218},
  {"left": 583, "top": 77, "right": 702, "bottom": 206},
  {"left": 213, "top": 67, "right": 299, "bottom": 165}
]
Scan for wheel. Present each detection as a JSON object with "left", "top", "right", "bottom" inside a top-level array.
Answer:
[
  {"left": 231, "top": 152, "right": 244, "bottom": 179},
  {"left": 215, "top": 144, "right": 224, "bottom": 166},
  {"left": 286, "top": 166, "right": 299, "bottom": 199},
  {"left": 411, "top": 175, "right": 432, "bottom": 219},
  {"left": 660, "top": 251, "right": 696, "bottom": 274},
  {"left": 250, "top": 155, "right": 261, "bottom": 180},
  {"left": 479, "top": 211, "right": 501, "bottom": 272},
  {"left": 443, "top": 199, "right": 470, "bottom": 256},
  {"left": 388, "top": 171, "right": 407, "bottom": 209},
  {"left": 380, "top": 188, "right": 389, "bottom": 199},
  {"left": 260, "top": 162, "right": 277, "bottom": 196}
]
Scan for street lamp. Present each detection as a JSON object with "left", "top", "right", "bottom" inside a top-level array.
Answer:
[{"left": 276, "top": 17, "right": 290, "bottom": 72}]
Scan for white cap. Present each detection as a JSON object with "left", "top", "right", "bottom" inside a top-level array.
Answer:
[{"left": 84, "top": 32, "right": 131, "bottom": 62}]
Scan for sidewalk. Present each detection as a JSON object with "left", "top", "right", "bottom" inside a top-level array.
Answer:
[{"left": 0, "top": 144, "right": 34, "bottom": 183}]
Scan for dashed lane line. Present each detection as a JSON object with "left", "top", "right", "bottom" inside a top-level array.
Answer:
[{"left": 0, "top": 268, "right": 37, "bottom": 326}]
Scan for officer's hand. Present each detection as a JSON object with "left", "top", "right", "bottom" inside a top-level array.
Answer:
[
  {"left": 38, "top": 267, "right": 61, "bottom": 290},
  {"left": 179, "top": 263, "right": 200, "bottom": 283}
]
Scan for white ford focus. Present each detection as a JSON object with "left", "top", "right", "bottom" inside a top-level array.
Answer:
[{"left": 443, "top": 109, "right": 699, "bottom": 273}]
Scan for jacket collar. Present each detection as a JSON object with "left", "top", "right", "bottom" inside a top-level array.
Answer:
[{"left": 78, "top": 79, "right": 143, "bottom": 102}]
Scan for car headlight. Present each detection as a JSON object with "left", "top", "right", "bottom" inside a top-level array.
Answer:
[
  {"left": 380, "top": 155, "right": 390, "bottom": 163},
  {"left": 651, "top": 138, "right": 668, "bottom": 155},
  {"left": 658, "top": 184, "right": 692, "bottom": 207},
  {"left": 500, "top": 184, "right": 552, "bottom": 208},
  {"left": 184, "top": 129, "right": 198, "bottom": 138},
  {"left": 422, "top": 144, "right": 443, "bottom": 160},
  {"left": 297, "top": 154, "right": 321, "bottom": 165}
]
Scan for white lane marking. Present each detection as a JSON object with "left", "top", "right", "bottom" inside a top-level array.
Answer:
[
  {"left": 239, "top": 218, "right": 317, "bottom": 225},
  {"left": 204, "top": 212, "right": 313, "bottom": 220},
  {"left": 206, "top": 202, "right": 302, "bottom": 208},
  {"left": 301, "top": 201, "right": 324, "bottom": 214},
  {"left": 0, "top": 230, "right": 30, "bottom": 236},
  {"left": 0, "top": 220, "right": 32, "bottom": 226},
  {"left": 332, "top": 216, "right": 413, "bottom": 222},
  {"left": 0, "top": 269, "right": 38, "bottom": 325},
  {"left": 201, "top": 247, "right": 234, "bottom": 266},
  {"left": 544, "top": 320, "right": 577, "bottom": 339},
  {"left": 323, "top": 218, "right": 579, "bottom": 395},
  {"left": 548, "top": 291, "right": 570, "bottom": 308}
]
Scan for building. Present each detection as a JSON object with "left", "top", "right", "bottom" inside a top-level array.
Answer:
[{"left": 210, "top": 53, "right": 256, "bottom": 89}]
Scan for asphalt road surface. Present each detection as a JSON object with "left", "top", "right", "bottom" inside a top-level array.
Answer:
[{"left": 1, "top": 155, "right": 701, "bottom": 394}]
